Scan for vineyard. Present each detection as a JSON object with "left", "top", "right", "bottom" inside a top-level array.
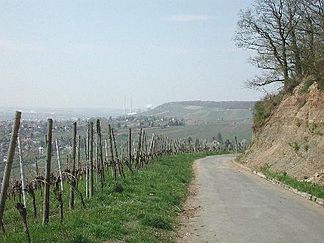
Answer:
[{"left": 0, "top": 111, "right": 240, "bottom": 242}]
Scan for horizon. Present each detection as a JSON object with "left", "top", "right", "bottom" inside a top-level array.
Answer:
[
  {"left": 0, "top": 99, "right": 255, "bottom": 121},
  {"left": 0, "top": 99, "right": 257, "bottom": 111}
]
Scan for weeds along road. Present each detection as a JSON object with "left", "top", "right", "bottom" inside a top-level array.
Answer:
[{"left": 177, "top": 155, "right": 324, "bottom": 243}]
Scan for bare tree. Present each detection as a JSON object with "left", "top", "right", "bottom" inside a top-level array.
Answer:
[{"left": 235, "top": 0, "right": 324, "bottom": 91}]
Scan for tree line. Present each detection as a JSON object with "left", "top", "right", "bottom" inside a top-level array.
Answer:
[{"left": 236, "top": 0, "right": 324, "bottom": 91}]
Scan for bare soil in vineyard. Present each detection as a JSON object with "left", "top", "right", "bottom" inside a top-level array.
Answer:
[{"left": 0, "top": 152, "right": 221, "bottom": 243}]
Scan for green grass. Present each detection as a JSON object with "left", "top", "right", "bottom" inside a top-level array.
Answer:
[
  {"left": 260, "top": 165, "right": 324, "bottom": 199},
  {"left": 0, "top": 152, "right": 220, "bottom": 243}
]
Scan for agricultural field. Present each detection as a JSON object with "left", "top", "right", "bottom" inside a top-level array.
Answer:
[
  {"left": 1, "top": 101, "right": 254, "bottom": 181},
  {"left": 1, "top": 153, "right": 216, "bottom": 242},
  {"left": 0, "top": 101, "right": 253, "bottom": 242},
  {"left": 140, "top": 100, "right": 254, "bottom": 141},
  {"left": 141, "top": 101, "right": 254, "bottom": 124}
]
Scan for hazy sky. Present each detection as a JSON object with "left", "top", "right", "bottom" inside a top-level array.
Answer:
[{"left": 0, "top": 0, "right": 262, "bottom": 110}]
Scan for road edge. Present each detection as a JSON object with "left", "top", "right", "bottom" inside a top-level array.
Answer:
[
  {"left": 231, "top": 159, "right": 324, "bottom": 208},
  {"left": 175, "top": 156, "right": 204, "bottom": 242}
]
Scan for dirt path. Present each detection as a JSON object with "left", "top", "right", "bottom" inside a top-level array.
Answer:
[{"left": 177, "top": 155, "right": 324, "bottom": 243}]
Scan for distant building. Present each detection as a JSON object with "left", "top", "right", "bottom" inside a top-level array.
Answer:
[{"left": 127, "top": 112, "right": 137, "bottom": 116}]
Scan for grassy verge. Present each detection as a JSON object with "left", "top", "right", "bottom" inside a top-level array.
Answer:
[
  {"left": 260, "top": 165, "right": 324, "bottom": 199},
  {"left": 1, "top": 152, "right": 220, "bottom": 243}
]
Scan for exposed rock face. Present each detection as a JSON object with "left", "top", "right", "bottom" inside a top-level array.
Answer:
[{"left": 241, "top": 83, "right": 324, "bottom": 182}]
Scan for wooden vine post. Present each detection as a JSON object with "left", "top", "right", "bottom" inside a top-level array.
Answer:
[
  {"left": 69, "top": 122, "right": 77, "bottom": 210},
  {"left": 43, "top": 118, "right": 53, "bottom": 225},
  {"left": 17, "top": 136, "right": 27, "bottom": 208},
  {"left": 108, "top": 124, "right": 117, "bottom": 179},
  {"left": 89, "top": 122, "right": 94, "bottom": 198},
  {"left": 15, "top": 203, "right": 31, "bottom": 243},
  {"left": 148, "top": 133, "right": 155, "bottom": 159},
  {"left": 136, "top": 128, "right": 142, "bottom": 169},
  {"left": 54, "top": 186, "right": 63, "bottom": 223},
  {"left": 26, "top": 184, "right": 37, "bottom": 218},
  {"left": 55, "top": 139, "right": 64, "bottom": 192},
  {"left": 85, "top": 125, "right": 89, "bottom": 198},
  {"left": 127, "top": 128, "right": 133, "bottom": 172},
  {"left": 142, "top": 130, "right": 147, "bottom": 165},
  {"left": 0, "top": 111, "right": 21, "bottom": 232},
  {"left": 95, "top": 132, "right": 99, "bottom": 185},
  {"left": 111, "top": 128, "right": 125, "bottom": 178},
  {"left": 104, "top": 139, "right": 109, "bottom": 168},
  {"left": 96, "top": 120, "right": 105, "bottom": 190},
  {"left": 77, "top": 135, "right": 81, "bottom": 171}
]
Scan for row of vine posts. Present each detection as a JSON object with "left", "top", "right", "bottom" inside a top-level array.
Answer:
[{"left": 0, "top": 111, "right": 240, "bottom": 242}]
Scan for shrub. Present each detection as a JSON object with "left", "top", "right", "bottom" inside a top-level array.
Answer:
[
  {"left": 299, "top": 76, "right": 316, "bottom": 94},
  {"left": 253, "top": 93, "right": 284, "bottom": 129},
  {"left": 289, "top": 142, "right": 300, "bottom": 152},
  {"left": 253, "top": 101, "right": 270, "bottom": 128}
]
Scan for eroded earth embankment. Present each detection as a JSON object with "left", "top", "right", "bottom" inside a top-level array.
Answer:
[{"left": 240, "top": 83, "right": 324, "bottom": 185}]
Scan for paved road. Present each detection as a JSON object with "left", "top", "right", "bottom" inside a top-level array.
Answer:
[{"left": 177, "top": 155, "right": 324, "bottom": 243}]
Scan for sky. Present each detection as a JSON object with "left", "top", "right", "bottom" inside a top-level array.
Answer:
[{"left": 0, "top": 0, "right": 262, "bottom": 110}]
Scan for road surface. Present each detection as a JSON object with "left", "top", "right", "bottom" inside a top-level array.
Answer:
[{"left": 177, "top": 155, "right": 324, "bottom": 243}]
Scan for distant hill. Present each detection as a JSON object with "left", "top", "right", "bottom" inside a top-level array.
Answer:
[{"left": 141, "top": 101, "right": 255, "bottom": 124}]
